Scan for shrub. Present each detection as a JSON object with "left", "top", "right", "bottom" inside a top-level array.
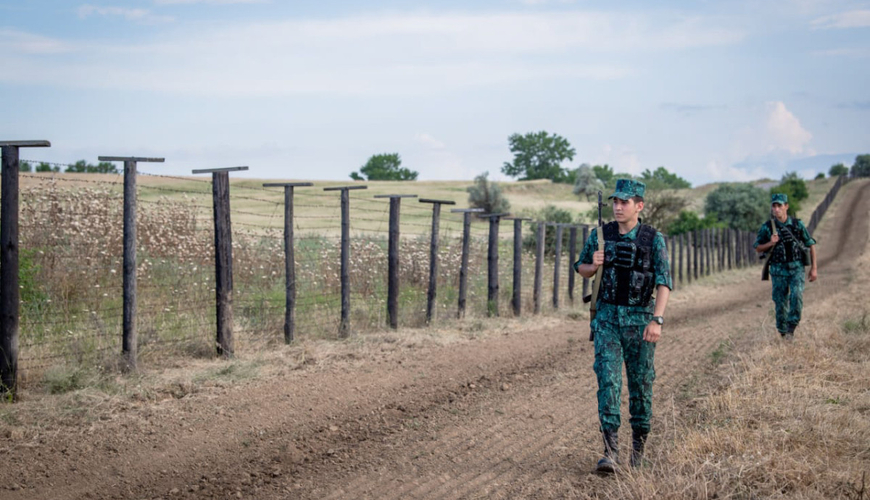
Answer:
[{"left": 467, "top": 172, "right": 510, "bottom": 214}]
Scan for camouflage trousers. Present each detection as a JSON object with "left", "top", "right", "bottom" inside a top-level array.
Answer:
[
  {"left": 771, "top": 270, "right": 805, "bottom": 333},
  {"left": 593, "top": 320, "right": 656, "bottom": 434}
]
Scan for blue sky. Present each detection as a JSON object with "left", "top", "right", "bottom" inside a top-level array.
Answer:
[{"left": 1, "top": 0, "right": 868, "bottom": 185}]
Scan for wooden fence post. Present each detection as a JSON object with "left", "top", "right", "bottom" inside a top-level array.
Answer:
[
  {"left": 534, "top": 222, "right": 544, "bottom": 314},
  {"left": 669, "top": 235, "right": 675, "bottom": 288},
  {"left": 551, "top": 223, "right": 565, "bottom": 310},
  {"left": 567, "top": 226, "right": 578, "bottom": 304},
  {"left": 193, "top": 166, "right": 248, "bottom": 357},
  {"left": 451, "top": 208, "right": 483, "bottom": 319},
  {"left": 706, "top": 228, "right": 712, "bottom": 276},
  {"left": 323, "top": 185, "right": 368, "bottom": 338},
  {"left": 693, "top": 230, "right": 699, "bottom": 280},
  {"left": 263, "top": 182, "right": 313, "bottom": 343},
  {"left": 507, "top": 217, "right": 531, "bottom": 316},
  {"left": 727, "top": 228, "right": 733, "bottom": 270},
  {"left": 678, "top": 233, "right": 684, "bottom": 285},
  {"left": 481, "top": 213, "right": 509, "bottom": 317},
  {"left": 581, "top": 226, "right": 590, "bottom": 299},
  {"left": 374, "top": 194, "right": 417, "bottom": 330},
  {"left": 420, "top": 199, "right": 456, "bottom": 325},
  {"left": 101, "top": 156, "right": 165, "bottom": 370},
  {"left": 0, "top": 140, "right": 50, "bottom": 399}
]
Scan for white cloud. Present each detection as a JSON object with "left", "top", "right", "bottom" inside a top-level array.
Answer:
[
  {"left": 0, "top": 10, "right": 743, "bottom": 96},
  {"left": 78, "top": 5, "right": 175, "bottom": 23},
  {"left": 704, "top": 160, "right": 770, "bottom": 182},
  {"left": 0, "top": 29, "right": 74, "bottom": 54},
  {"left": 732, "top": 102, "right": 812, "bottom": 160},
  {"left": 414, "top": 133, "right": 446, "bottom": 150},
  {"left": 811, "top": 9, "right": 870, "bottom": 28},
  {"left": 595, "top": 144, "right": 643, "bottom": 175},
  {"left": 764, "top": 102, "right": 812, "bottom": 155}
]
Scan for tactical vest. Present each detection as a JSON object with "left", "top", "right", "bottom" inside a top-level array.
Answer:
[
  {"left": 769, "top": 218, "right": 807, "bottom": 265},
  {"left": 599, "top": 221, "right": 657, "bottom": 307}
]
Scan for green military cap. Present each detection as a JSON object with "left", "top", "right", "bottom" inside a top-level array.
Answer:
[
  {"left": 608, "top": 178, "right": 646, "bottom": 200},
  {"left": 771, "top": 193, "right": 788, "bottom": 205}
]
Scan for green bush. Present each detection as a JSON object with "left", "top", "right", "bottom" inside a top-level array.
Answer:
[
  {"left": 522, "top": 205, "right": 578, "bottom": 255},
  {"left": 704, "top": 183, "right": 769, "bottom": 230},
  {"left": 467, "top": 171, "right": 510, "bottom": 214},
  {"left": 667, "top": 210, "right": 726, "bottom": 236}
]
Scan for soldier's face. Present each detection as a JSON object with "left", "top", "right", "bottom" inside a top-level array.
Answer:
[
  {"left": 613, "top": 198, "right": 643, "bottom": 223},
  {"left": 772, "top": 202, "right": 788, "bottom": 220}
]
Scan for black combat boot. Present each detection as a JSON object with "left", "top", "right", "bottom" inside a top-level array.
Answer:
[
  {"left": 630, "top": 429, "right": 648, "bottom": 468},
  {"left": 595, "top": 429, "right": 619, "bottom": 474}
]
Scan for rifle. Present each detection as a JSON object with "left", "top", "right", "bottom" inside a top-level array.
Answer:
[
  {"left": 761, "top": 217, "right": 777, "bottom": 281},
  {"left": 588, "top": 191, "right": 605, "bottom": 340}
]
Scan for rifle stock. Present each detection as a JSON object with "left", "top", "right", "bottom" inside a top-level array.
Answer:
[
  {"left": 761, "top": 218, "right": 777, "bottom": 281},
  {"left": 589, "top": 190, "right": 605, "bottom": 341},
  {"left": 589, "top": 227, "right": 604, "bottom": 340}
]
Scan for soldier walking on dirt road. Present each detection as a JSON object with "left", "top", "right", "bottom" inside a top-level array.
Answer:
[
  {"left": 754, "top": 193, "right": 818, "bottom": 339},
  {"left": 574, "top": 179, "right": 673, "bottom": 474}
]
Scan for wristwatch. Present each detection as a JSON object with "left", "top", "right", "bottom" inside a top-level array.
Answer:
[{"left": 651, "top": 316, "right": 664, "bottom": 325}]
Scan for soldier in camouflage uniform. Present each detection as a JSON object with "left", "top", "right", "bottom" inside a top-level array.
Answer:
[
  {"left": 574, "top": 179, "right": 673, "bottom": 474},
  {"left": 754, "top": 193, "right": 818, "bottom": 339}
]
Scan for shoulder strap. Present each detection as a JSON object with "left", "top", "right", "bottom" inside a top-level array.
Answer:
[
  {"left": 602, "top": 221, "right": 620, "bottom": 241},
  {"left": 636, "top": 224, "right": 656, "bottom": 249}
]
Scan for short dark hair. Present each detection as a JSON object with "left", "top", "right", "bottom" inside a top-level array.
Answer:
[{"left": 631, "top": 196, "right": 644, "bottom": 203}]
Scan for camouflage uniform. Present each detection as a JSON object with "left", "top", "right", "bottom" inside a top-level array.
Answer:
[
  {"left": 754, "top": 194, "right": 816, "bottom": 335},
  {"left": 575, "top": 210, "right": 673, "bottom": 435}
]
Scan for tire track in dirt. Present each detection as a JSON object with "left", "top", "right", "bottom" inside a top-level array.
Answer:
[{"left": 3, "top": 180, "right": 867, "bottom": 500}]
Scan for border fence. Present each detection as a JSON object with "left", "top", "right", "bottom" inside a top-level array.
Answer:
[{"left": 0, "top": 140, "right": 853, "bottom": 399}]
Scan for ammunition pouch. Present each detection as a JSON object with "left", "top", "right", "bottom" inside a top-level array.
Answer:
[
  {"left": 770, "top": 219, "right": 811, "bottom": 267},
  {"left": 599, "top": 222, "right": 657, "bottom": 307}
]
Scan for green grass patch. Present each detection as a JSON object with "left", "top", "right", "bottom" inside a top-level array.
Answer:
[{"left": 709, "top": 339, "right": 733, "bottom": 365}]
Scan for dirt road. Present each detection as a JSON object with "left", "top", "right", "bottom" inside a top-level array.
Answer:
[{"left": 2, "top": 180, "right": 868, "bottom": 500}]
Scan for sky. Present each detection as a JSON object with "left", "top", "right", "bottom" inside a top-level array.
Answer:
[{"left": 1, "top": 0, "right": 868, "bottom": 185}]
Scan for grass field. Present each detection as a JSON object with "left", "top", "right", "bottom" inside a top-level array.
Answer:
[{"left": 20, "top": 172, "right": 838, "bottom": 237}]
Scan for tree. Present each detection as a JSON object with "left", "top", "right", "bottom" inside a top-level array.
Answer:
[
  {"left": 667, "top": 210, "right": 725, "bottom": 236},
  {"left": 814, "top": 172, "right": 825, "bottom": 180},
  {"left": 65, "top": 160, "right": 119, "bottom": 174},
  {"left": 501, "top": 131, "right": 576, "bottom": 183},
  {"left": 592, "top": 164, "right": 614, "bottom": 187},
  {"left": 829, "top": 163, "right": 848, "bottom": 177},
  {"left": 36, "top": 162, "right": 60, "bottom": 173},
  {"left": 704, "top": 183, "right": 769, "bottom": 231},
  {"left": 852, "top": 154, "right": 870, "bottom": 177},
  {"left": 19, "top": 161, "right": 32, "bottom": 172},
  {"left": 522, "top": 205, "right": 576, "bottom": 255},
  {"left": 467, "top": 172, "right": 510, "bottom": 214},
  {"left": 572, "top": 164, "right": 605, "bottom": 201},
  {"left": 641, "top": 190, "right": 690, "bottom": 230},
  {"left": 350, "top": 153, "right": 417, "bottom": 181},
  {"left": 772, "top": 172, "right": 808, "bottom": 217},
  {"left": 640, "top": 166, "right": 691, "bottom": 190}
]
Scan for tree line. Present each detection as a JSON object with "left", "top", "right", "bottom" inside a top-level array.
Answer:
[{"left": 17, "top": 160, "right": 120, "bottom": 174}]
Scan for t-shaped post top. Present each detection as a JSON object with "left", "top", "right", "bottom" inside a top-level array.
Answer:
[{"left": 0, "top": 141, "right": 51, "bottom": 148}]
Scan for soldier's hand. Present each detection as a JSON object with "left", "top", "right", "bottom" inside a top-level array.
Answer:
[
  {"left": 770, "top": 234, "right": 780, "bottom": 245},
  {"left": 643, "top": 322, "right": 661, "bottom": 343},
  {"left": 808, "top": 268, "right": 818, "bottom": 282},
  {"left": 592, "top": 250, "right": 605, "bottom": 267}
]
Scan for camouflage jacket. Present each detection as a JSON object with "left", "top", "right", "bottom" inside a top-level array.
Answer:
[
  {"left": 753, "top": 217, "right": 816, "bottom": 276},
  {"left": 575, "top": 221, "right": 673, "bottom": 327}
]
